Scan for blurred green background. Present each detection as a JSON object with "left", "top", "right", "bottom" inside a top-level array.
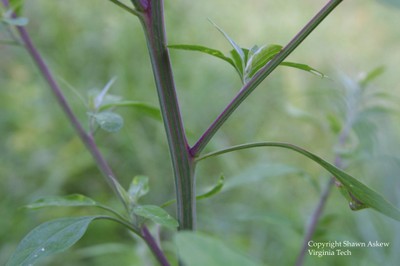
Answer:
[{"left": 1, "top": 0, "right": 400, "bottom": 265}]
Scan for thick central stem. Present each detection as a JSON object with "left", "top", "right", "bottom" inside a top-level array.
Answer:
[{"left": 139, "top": 0, "right": 196, "bottom": 230}]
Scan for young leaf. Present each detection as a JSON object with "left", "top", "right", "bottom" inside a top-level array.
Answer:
[
  {"left": 99, "top": 101, "right": 162, "bottom": 121},
  {"left": 161, "top": 175, "right": 225, "bottom": 208},
  {"left": 128, "top": 175, "right": 149, "bottom": 204},
  {"left": 8, "top": 0, "right": 26, "bottom": 16},
  {"left": 198, "top": 142, "right": 400, "bottom": 222},
  {"left": 168, "top": 44, "right": 235, "bottom": 68},
  {"left": 280, "top": 61, "right": 327, "bottom": 78},
  {"left": 133, "top": 205, "right": 178, "bottom": 229},
  {"left": 25, "top": 194, "right": 97, "bottom": 209},
  {"left": 94, "top": 77, "right": 117, "bottom": 110},
  {"left": 246, "top": 44, "right": 283, "bottom": 79},
  {"left": 358, "top": 66, "right": 385, "bottom": 88},
  {"left": 196, "top": 175, "right": 224, "bottom": 200},
  {"left": 175, "top": 232, "right": 262, "bottom": 266},
  {"left": 6, "top": 216, "right": 99, "bottom": 266},
  {"left": 91, "top": 111, "right": 123, "bottom": 132},
  {"left": 210, "top": 20, "right": 246, "bottom": 77}
]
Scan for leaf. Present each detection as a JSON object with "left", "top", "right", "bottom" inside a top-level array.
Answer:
[
  {"left": 128, "top": 175, "right": 149, "bottom": 204},
  {"left": 359, "top": 66, "right": 385, "bottom": 88},
  {"left": 175, "top": 232, "right": 262, "bottom": 266},
  {"left": 280, "top": 61, "right": 327, "bottom": 78},
  {"left": 133, "top": 205, "right": 178, "bottom": 229},
  {"left": 210, "top": 20, "right": 246, "bottom": 77},
  {"left": 2, "top": 16, "right": 29, "bottom": 26},
  {"left": 246, "top": 44, "right": 283, "bottom": 79},
  {"left": 94, "top": 77, "right": 117, "bottom": 110},
  {"left": 196, "top": 175, "right": 224, "bottom": 200},
  {"left": 198, "top": 142, "right": 400, "bottom": 222},
  {"left": 25, "top": 194, "right": 97, "bottom": 209},
  {"left": 168, "top": 44, "right": 235, "bottom": 68},
  {"left": 99, "top": 101, "right": 162, "bottom": 121},
  {"left": 161, "top": 175, "right": 225, "bottom": 208},
  {"left": 376, "top": 0, "right": 400, "bottom": 8},
  {"left": 6, "top": 216, "right": 98, "bottom": 266},
  {"left": 91, "top": 111, "right": 123, "bottom": 132},
  {"left": 9, "top": 0, "right": 26, "bottom": 16}
]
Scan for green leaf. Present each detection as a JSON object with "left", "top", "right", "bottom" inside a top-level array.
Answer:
[
  {"left": 168, "top": 44, "right": 235, "bottom": 68},
  {"left": 376, "top": 0, "right": 400, "bottom": 8},
  {"left": 6, "top": 216, "right": 98, "bottom": 266},
  {"left": 198, "top": 142, "right": 400, "bottom": 222},
  {"left": 128, "top": 175, "right": 149, "bottom": 204},
  {"left": 160, "top": 175, "right": 225, "bottom": 208},
  {"left": 94, "top": 77, "right": 117, "bottom": 110},
  {"left": 9, "top": 0, "right": 26, "bottom": 16},
  {"left": 210, "top": 20, "right": 246, "bottom": 77},
  {"left": 133, "top": 205, "right": 178, "bottom": 229},
  {"left": 246, "top": 44, "right": 283, "bottom": 79},
  {"left": 25, "top": 194, "right": 97, "bottom": 209},
  {"left": 280, "top": 61, "right": 327, "bottom": 78},
  {"left": 175, "top": 232, "right": 262, "bottom": 266},
  {"left": 359, "top": 66, "right": 385, "bottom": 88},
  {"left": 196, "top": 175, "right": 224, "bottom": 200},
  {"left": 99, "top": 101, "right": 162, "bottom": 121},
  {"left": 91, "top": 111, "right": 123, "bottom": 132}
]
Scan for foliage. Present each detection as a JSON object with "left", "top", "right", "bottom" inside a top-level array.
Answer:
[{"left": 1, "top": 0, "right": 400, "bottom": 265}]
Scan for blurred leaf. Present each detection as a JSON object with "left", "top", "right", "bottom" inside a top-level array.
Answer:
[
  {"left": 8, "top": 0, "right": 26, "bottom": 16},
  {"left": 376, "top": 0, "right": 400, "bottom": 8},
  {"left": 224, "top": 163, "right": 302, "bottom": 191},
  {"left": 2, "top": 16, "right": 28, "bottom": 26},
  {"left": 196, "top": 175, "right": 224, "bottom": 200},
  {"left": 359, "top": 66, "right": 385, "bottom": 88},
  {"left": 168, "top": 44, "right": 235, "bottom": 68},
  {"left": 6, "top": 216, "right": 99, "bottom": 266},
  {"left": 326, "top": 113, "right": 342, "bottom": 134},
  {"left": 133, "top": 205, "right": 178, "bottom": 229},
  {"left": 246, "top": 44, "right": 282, "bottom": 78},
  {"left": 161, "top": 175, "right": 225, "bottom": 208},
  {"left": 199, "top": 142, "right": 400, "bottom": 222},
  {"left": 280, "top": 61, "right": 327, "bottom": 78},
  {"left": 91, "top": 111, "right": 123, "bottom": 132},
  {"left": 25, "top": 194, "right": 97, "bottom": 209},
  {"left": 99, "top": 101, "right": 162, "bottom": 121},
  {"left": 175, "top": 232, "right": 262, "bottom": 266},
  {"left": 94, "top": 77, "right": 117, "bottom": 110},
  {"left": 0, "top": 39, "right": 21, "bottom": 46},
  {"left": 128, "top": 175, "right": 149, "bottom": 204}
]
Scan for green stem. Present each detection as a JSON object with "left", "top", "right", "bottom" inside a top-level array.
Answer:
[
  {"left": 138, "top": 0, "right": 196, "bottom": 230},
  {"left": 191, "top": 0, "right": 343, "bottom": 157}
]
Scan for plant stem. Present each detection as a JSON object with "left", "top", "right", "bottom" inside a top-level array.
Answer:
[
  {"left": 191, "top": 0, "right": 343, "bottom": 157},
  {"left": 12, "top": 16, "right": 125, "bottom": 207},
  {"left": 294, "top": 177, "right": 335, "bottom": 266},
  {"left": 3, "top": 1, "right": 171, "bottom": 263},
  {"left": 141, "top": 226, "right": 171, "bottom": 266},
  {"left": 295, "top": 110, "right": 353, "bottom": 266},
  {"left": 137, "top": 0, "right": 196, "bottom": 230}
]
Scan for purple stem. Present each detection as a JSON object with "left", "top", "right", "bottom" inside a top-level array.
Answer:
[
  {"left": 141, "top": 226, "right": 171, "bottom": 266},
  {"left": 3, "top": 1, "right": 171, "bottom": 264},
  {"left": 295, "top": 121, "right": 351, "bottom": 266}
]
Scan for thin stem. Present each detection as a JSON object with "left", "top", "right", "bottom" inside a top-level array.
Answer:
[
  {"left": 295, "top": 108, "right": 353, "bottom": 266},
  {"left": 107, "top": 0, "right": 141, "bottom": 17},
  {"left": 191, "top": 0, "right": 343, "bottom": 157},
  {"left": 141, "top": 226, "right": 171, "bottom": 266},
  {"left": 13, "top": 19, "right": 126, "bottom": 207},
  {"left": 294, "top": 178, "right": 335, "bottom": 266},
  {"left": 139, "top": 0, "right": 196, "bottom": 230}
]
